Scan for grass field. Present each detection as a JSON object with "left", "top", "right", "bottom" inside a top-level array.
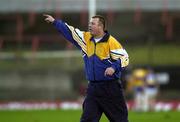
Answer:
[{"left": 0, "top": 110, "right": 179, "bottom": 122}]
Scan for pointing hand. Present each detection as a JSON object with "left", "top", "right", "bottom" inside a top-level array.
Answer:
[{"left": 43, "top": 14, "right": 55, "bottom": 23}]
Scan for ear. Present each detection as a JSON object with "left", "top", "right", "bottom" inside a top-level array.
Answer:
[{"left": 98, "top": 24, "right": 103, "bottom": 29}]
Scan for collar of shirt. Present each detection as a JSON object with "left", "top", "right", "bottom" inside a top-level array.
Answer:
[
  {"left": 90, "top": 31, "right": 110, "bottom": 43},
  {"left": 94, "top": 37, "right": 103, "bottom": 43}
]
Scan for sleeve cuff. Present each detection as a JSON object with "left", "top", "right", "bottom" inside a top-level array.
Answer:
[{"left": 53, "top": 19, "right": 64, "bottom": 26}]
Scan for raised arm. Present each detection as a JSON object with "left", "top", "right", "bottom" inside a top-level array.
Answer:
[{"left": 43, "top": 14, "right": 86, "bottom": 51}]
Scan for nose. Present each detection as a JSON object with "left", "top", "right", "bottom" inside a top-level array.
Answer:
[{"left": 88, "top": 24, "right": 91, "bottom": 30}]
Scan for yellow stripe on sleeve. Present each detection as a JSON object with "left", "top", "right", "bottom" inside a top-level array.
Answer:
[{"left": 66, "top": 24, "right": 87, "bottom": 53}]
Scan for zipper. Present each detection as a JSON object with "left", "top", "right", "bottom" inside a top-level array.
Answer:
[{"left": 92, "top": 42, "right": 96, "bottom": 81}]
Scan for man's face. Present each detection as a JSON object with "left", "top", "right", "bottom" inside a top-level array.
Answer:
[{"left": 88, "top": 18, "right": 101, "bottom": 36}]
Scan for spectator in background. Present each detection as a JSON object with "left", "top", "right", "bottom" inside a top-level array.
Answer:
[
  {"left": 144, "top": 68, "right": 158, "bottom": 111},
  {"left": 127, "top": 68, "right": 147, "bottom": 112},
  {"left": 127, "top": 67, "right": 159, "bottom": 112}
]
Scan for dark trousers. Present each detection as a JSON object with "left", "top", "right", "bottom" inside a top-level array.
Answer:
[{"left": 80, "top": 80, "right": 128, "bottom": 122}]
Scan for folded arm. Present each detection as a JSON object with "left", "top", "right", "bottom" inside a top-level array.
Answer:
[{"left": 109, "top": 39, "right": 129, "bottom": 71}]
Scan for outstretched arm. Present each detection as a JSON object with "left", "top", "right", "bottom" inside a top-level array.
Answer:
[{"left": 43, "top": 14, "right": 86, "bottom": 51}]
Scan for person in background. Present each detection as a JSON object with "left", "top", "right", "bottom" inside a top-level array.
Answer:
[
  {"left": 144, "top": 68, "right": 158, "bottom": 111},
  {"left": 127, "top": 68, "right": 147, "bottom": 112}
]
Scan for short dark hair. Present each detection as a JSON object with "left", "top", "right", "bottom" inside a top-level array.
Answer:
[{"left": 92, "top": 15, "right": 106, "bottom": 30}]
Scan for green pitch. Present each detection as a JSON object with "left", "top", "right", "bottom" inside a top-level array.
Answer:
[{"left": 0, "top": 110, "right": 179, "bottom": 122}]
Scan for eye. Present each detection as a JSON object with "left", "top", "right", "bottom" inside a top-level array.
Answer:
[{"left": 91, "top": 22, "right": 95, "bottom": 25}]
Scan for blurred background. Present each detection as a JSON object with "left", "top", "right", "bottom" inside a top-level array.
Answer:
[{"left": 0, "top": 0, "right": 180, "bottom": 111}]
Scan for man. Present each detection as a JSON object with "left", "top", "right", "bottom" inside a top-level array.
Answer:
[{"left": 44, "top": 14, "right": 129, "bottom": 122}]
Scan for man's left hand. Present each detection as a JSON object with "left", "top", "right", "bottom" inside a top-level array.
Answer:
[{"left": 104, "top": 67, "right": 115, "bottom": 76}]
